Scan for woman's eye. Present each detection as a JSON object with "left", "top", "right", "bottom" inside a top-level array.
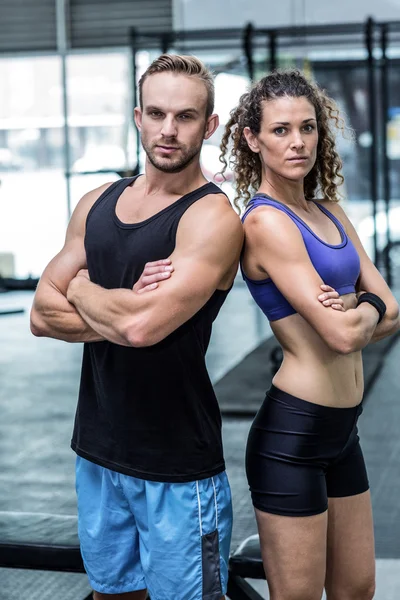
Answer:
[
  {"left": 303, "top": 124, "right": 315, "bottom": 132},
  {"left": 274, "top": 127, "right": 286, "bottom": 135}
]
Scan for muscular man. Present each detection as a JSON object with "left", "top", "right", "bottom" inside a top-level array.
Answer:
[{"left": 30, "top": 54, "right": 243, "bottom": 600}]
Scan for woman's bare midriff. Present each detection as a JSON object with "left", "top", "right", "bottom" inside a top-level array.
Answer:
[{"left": 271, "top": 300, "right": 364, "bottom": 408}]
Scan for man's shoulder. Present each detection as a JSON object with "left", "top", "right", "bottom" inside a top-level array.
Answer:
[
  {"left": 73, "top": 180, "right": 118, "bottom": 218},
  {"left": 177, "top": 190, "right": 243, "bottom": 252},
  {"left": 188, "top": 189, "right": 241, "bottom": 224},
  {"left": 84, "top": 180, "right": 118, "bottom": 205},
  {"left": 67, "top": 180, "right": 117, "bottom": 237}
]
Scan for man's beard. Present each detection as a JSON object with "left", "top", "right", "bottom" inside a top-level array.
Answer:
[{"left": 142, "top": 138, "right": 202, "bottom": 174}]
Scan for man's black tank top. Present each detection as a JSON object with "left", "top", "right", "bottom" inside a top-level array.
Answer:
[{"left": 71, "top": 176, "right": 230, "bottom": 482}]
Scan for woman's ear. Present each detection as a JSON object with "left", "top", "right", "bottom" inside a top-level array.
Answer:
[{"left": 243, "top": 127, "right": 260, "bottom": 154}]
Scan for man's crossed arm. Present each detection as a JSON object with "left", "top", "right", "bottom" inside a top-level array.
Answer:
[
  {"left": 31, "top": 190, "right": 243, "bottom": 347},
  {"left": 65, "top": 195, "right": 243, "bottom": 347}
]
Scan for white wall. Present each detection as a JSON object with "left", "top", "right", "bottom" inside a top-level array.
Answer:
[{"left": 173, "top": 0, "right": 400, "bottom": 30}]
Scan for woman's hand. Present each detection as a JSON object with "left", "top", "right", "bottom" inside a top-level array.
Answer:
[{"left": 317, "top": 285, "right": 345, "bottom": 311}]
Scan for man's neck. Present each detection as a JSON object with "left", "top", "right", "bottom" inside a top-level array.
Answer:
[{"left": 142, "top": 158, "right": 208, "bottom": 198}]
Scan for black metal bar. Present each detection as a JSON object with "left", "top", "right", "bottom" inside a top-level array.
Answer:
[
  {"left": 380, "top": 23, "right": 392, "bottom": 285},
  {"left": 161, "top": 33, "right": 171, "bottom": 54},
  {"left": 365, "top": 16, "right": 379, "bottom": 266},
  {"left": 128, "top": 21, "right": 368, "bottom": 55},
  {"left": 242, "top": 22, "right": 255, "bottom": 82},
  {"left": 132, "top": 21, "right": 366, "bottom": 43},
  {"left": 269, "top": 30, "right": 277, "bottom": 71},
  {"left": 385, "top": 20, "right": 400, "bottom": 30},
  {"left": 130, "top": 29, "right": 141, "bottom": 175},
  {"left": 227, "top": 574, "right": 265, "bottom": 600},
  {"left": 0, "top": 309, "right": 25, "bottom": 316},
  {"left": 130, "top": 36, "right": 368, "bottom": 53}
]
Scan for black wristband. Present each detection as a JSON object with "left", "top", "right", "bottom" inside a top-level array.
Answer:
[{"left": 356, "top": 292, "right": 386, "bottom": 324}]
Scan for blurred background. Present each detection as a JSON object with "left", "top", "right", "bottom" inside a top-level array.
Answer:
[
  {"left": 1, "top": 2, "right": 400, "bottom": 599},
  {"left": 0, "top": 0, "right": 400, "bottom": 281}
]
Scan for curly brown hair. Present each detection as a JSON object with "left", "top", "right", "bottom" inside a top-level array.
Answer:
[{"left": 219, "top": 69, "right": 347, "bottom": 211}]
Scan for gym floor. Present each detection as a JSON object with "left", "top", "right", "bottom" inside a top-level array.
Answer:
[{"left": 0, "top": 285, "right": 399, "bottom": 599}]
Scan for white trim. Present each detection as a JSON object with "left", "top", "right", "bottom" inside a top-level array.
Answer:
[
  {"left": 196, "top": 480, "right": 203, "bottom": 537},
  {"left": 211, "top": 477, "right": 218, "bottom": 530}
]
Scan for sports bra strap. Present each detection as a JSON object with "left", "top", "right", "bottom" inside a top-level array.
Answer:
[{"left": 242, "top": 195, "right": 301, "bottom": 226}]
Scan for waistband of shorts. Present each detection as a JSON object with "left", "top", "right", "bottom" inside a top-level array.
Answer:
[{"left": 268, "top": 384, "right": 363, "bottom": 417}]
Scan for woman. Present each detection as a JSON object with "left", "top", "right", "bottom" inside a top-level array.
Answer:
[{"left": 220, "top": 70, "right": 399, "bottom": 600}]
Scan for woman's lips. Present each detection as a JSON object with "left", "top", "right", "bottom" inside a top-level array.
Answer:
[{"left": 288, "top": 156, "right": 308, "bottom": 162}]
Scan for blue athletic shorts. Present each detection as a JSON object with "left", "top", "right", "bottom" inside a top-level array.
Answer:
[{"left": 75, "top": 456, "right": 233, "bottom": 599}]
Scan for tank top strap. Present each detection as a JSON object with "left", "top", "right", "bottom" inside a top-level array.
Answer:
[
  {"left": 105, "top": 176, "right": 139, "bottom": 208},
  {"left": 241, "top": 194, "right": 307, "bottom": 233},
  {"left": 86, "top": 176, "right": 138, "bottom": 226},
  {"left": 176, "top": 181, "right": 226, "bottom": 211}
]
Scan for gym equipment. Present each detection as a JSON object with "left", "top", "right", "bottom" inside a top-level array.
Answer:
[{"left": 228, "top": 534, "right": 265, "bottom": 600}]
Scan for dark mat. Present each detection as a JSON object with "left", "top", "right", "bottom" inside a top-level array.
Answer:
[
  {"left": 358, "top": 334, "right": 400, "bottom": 559},
  {"left": 0, "top": 568, "right": 91, "bottom": 600},
  {"left": 215, "top": 332, "right": 400, "bottom": 415}
]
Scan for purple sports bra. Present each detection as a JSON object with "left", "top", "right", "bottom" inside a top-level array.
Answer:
[{"left": 241, "top": 194, "right": 361, "bottom": 322}]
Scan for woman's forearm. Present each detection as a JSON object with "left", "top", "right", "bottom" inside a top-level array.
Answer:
[
  {"left": 356, "top": 290, "right": 400, "bottom": 344},
  {"left": 338, "top": 303, "right": 379, "bottom": 354},
  {"left": 369, "top": 314, "right": 400, "bottom": 343}
]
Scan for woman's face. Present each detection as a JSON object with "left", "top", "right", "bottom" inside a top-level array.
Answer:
[{"left": 244, "top": 95, "right": 318, "bottom": 182}]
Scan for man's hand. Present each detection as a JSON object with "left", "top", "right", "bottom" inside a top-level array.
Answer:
[
  {"left": 67, "top": 259, "right": 175, "bottom": 307},
  {"left": 133, "top": 259, "right": 174, "bottom": 294},
  {"left": 318, "top": 284, "right": 345, "bottom": 311}
]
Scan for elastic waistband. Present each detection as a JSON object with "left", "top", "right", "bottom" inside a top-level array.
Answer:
[{"left": 268, "top": 384, "right": 363, "bottom": 417}]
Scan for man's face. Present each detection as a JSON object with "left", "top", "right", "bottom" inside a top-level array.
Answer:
[{"left": 135, "top": 72, "right": 216, "bottom": 173}]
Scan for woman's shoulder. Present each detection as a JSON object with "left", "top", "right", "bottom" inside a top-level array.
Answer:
[
  {"left": 242, "top": 203, "right": 305, "bottom": 255},
  {"left": 243, "top": 202, "right": 296, "bottom": 229},
  {"left": 315, "top": 198, "right": 349, "bottom": 220}
]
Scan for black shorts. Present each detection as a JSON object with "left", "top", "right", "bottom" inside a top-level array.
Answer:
[{"left": 246, "top": 385, "right": 369, "bottom": 517}]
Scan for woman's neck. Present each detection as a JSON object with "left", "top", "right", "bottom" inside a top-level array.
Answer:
[{"left": 258, "top": 173, "right": 309, "bottom": 211}]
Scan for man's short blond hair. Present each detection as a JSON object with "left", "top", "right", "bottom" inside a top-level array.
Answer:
[{"left": 138, "top": 54, "right": 215, "bottom": 117}]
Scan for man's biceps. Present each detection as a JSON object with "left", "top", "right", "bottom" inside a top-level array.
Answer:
[
  {"left": 36, "top": 269, "right": 67, "bottom": 298},
  {"left": 172, "top": 251, "right": 222, "bottom": 277},
  {"left": 158, "top": 269, "right": 216, "bottom": 309},
  {"left": 43, "top": 258, "right": 83, "bottom": 295}
]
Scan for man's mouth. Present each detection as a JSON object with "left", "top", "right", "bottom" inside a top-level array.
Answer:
[{"left": 156, "top": 145, "right": 180, "bottom": 153}]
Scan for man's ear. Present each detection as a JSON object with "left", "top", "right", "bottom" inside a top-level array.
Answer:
[
  {"left": 243, "top": 127, "right": 260, "bottom": 153},
  {"left": 204, "top": 113, "right": 219, "bottom": 140},
  {"left": 134, "top": 107, "right": 142, "bottom": 131}
]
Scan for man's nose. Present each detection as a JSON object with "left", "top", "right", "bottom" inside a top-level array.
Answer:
[{"left": 161, "top": 116, "right": 178, "bottom": 138}]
